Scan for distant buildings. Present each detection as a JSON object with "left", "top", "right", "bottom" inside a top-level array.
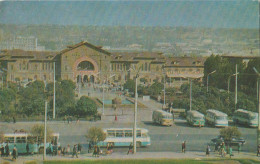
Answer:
[{"left": 0, "top": 36, "right": 45, "bottom": 51}]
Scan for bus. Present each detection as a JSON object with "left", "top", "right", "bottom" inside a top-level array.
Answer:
[
  {"left": 233, "top": 109, "right": 258, "bottom": 127},
  {"left": 205, "top": 109, "right": 228, "bottom": 127},
  {"left": 186, "top": 110, "right": 205, "bottom": 127},
  {"left": 152, "top": 110, "right": 173, "bottom": 126},
  {"left": 97, "top": 128, "right": 151, "bottom": 147},
  {"left": 2, "top": 132, "right": 60, "bottom": 154}
]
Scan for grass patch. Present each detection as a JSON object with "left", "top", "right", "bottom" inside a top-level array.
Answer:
[
  {"left": 44, "top": 159, "right": 209, "bottom": 164},
  {"left": 236, "top": 159, "right": 260, "bottom": 164}
]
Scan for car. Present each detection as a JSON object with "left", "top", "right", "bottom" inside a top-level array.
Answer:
[{"left": 209, "top": 135, "right": 245, "bottom": 147}]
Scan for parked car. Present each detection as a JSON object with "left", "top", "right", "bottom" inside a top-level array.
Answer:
[{"left": 209, "top": 135, "right": 245, "bottom": 147}]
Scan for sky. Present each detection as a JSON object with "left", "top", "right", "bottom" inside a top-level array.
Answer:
[{"left": 0, "top": 0, "right": 258, "bottom": 28}]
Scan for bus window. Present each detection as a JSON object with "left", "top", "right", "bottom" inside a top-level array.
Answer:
[
  {"left": 107, "top": 130, "right": 115, "bottom": 137},
  {"left": 124, "top": 130, "right": 132, "bottom": 137},
  {"left": 216, "top": 116, "right": 227, "bottom": 120},
  {"left": 142, "top": 133, "right": 147, "bottom": 137},
  {"left": 5, "top": 137, "right": 14, "bottom": 143},
  {"left": 116, "top": 130, "right": 123, "bottom": 137},
  {"left": 137, "top": 130, "right": 141, "bottom": 137},
  {"left": 16, "top": 137, "right": 26, "bottom": 143}
]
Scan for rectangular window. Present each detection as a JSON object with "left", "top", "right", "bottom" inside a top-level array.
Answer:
[
  {"left": 5, "top": 137, "right": 14, "bottom": 143},
  {"left": 107, "top": 130, "right": 115, "bottom": 137},
  {"left": 137, "top": 130, "right": 141, "bottom": 137},
  {"left": 16, "top": 137, "right": 26, "bottom": 143},
  {"left": 124, "top": 130, "right": 132, "bottom": 137},
  {"left": 116, "top": 130, "right": 124, "bottom": 137}
]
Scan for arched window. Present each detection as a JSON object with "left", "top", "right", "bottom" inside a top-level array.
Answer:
[{"left": 77, "top": 61, "right": 94, "bottom": 71}]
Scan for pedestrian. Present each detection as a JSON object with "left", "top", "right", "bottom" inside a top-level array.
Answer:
[
  {"left": 220, "top": 142, "right": 226, "bottom": 157},
  {"left": 182, "top": 141, "right": 186, "bottom": 153},
  {"left": 88, "top": 142, "right": 92, "bottom": 153},
  {"left": 26, "top": 143, "right": 29, "bottom": 155},
  {"left": 206, "top": 145, "right": 210, "bottom": 156},
  {"left": 5, "top": 143, "right": 9, "bottom": 157},
  {"left": 13, "top": 116, "right": 16, "bottom": 124},
  {"left": 0, "top": 145, "right": 4, "bottom": 157},
  {"left": 61, "top": 147, "right": 65, "bottom": 156},
  {"left": 49, "top": 143, "right": 54, "bottom": 156},
  {"left": 66, "top": 144, "right": 70, "bottom": 155},
  {"left": 93, "top": 145, "right": 98, "bottom": 157},
  {"left": 127, "top": 143, "right": 133, "bottom": 155},
  {"left": 57, "top": 146, "right": 61, "bottom": 156},
  {"left": 257, "top": 144, "right": 260, "bottom": 156},
  {"left": 229, "top": 146, "right": 233, "bottom": 158},
  {"left": 67, "top": 116, "right": 70, "bottom": 124},
  {"left": 77, "top": 143, "right": 82, "bottom": 154},
  {"left": 72, "top": 145, "right": 78, "bottom": 158},
  {"left": 12, "top": 146, "right": 17, "bottom": 161}
]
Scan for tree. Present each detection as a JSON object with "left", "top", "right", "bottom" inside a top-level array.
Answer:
[
  {"left": 30, "top": 124, "right": 53, "bottom": 143},
  {"left": 76, "top": 96, "right": 97, "bottom": 116},
  {"left": 220, "top": 127, "right": 241, "bottom": 143},
  {"left": 86, "top": 127, "right": 106, "bottom": 145},
  {"left": 123, "top": 79, "right": 135, "bottom": 93},
  {"left": 148, "top": 82, "right": 164, "bottom": 96},
  {"left": 19, "top": 81, "right": 46, "bottom": 116}
]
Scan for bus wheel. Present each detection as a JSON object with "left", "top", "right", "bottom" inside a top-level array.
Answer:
[
  {"left": 39, "top": 147, "right": 44, "bottom": 154},
  {"left": 137, "top": 142, "right": 142, "bottom": 148}
]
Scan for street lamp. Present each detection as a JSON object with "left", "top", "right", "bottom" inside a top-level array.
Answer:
[
  {"left": 207, "top": 70, "right": 216, "bottom": 93},
  {"left": 162, "top": 66, "right": 166, "bottom": 108},
  {"left": 190, "top": 78, "right": 192, "bottom": 111},
  {"left": 253, "top": 67, "right": 260, "bottom": 150},
  {"left": 102, "top": 74, "right": 115, "bottom": 115},
  {"left": 227, "top": 73, "right": 239, "bottom": 94}
]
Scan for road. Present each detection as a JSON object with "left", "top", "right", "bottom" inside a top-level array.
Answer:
[{"left": 0, "top": 87, "right": 257, "bottom": 154}]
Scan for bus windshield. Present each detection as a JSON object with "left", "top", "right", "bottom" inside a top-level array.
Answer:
[
  {"left": 163, "top": 115, "right": 173, "bottom": 119},
  {"left": 216, "top": 116, "right": 227, "bottom": 120},
  {"left": 250, "top": 115, "right": 257, "bottom": 119},
  {"left": 194, "top": 117, "right": 203, "bottom": 120}
]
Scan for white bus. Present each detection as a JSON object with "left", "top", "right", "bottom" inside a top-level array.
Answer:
[
  {"left": 233, "top": 109, "right": 258, "bottom": 127},
  {"left": 205, "top": 109, "right": 228, "bottom": 127},
  {"left": 186, "top": 110, "right": 205, "bottom": 127},
  {"left": 97, "top": 128, "right": 151, "bottom": 147},
  {"left": 152, "top": 110, "right": 173, "bottom": 126}
]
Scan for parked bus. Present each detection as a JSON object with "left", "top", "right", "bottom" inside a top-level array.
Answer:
[
  {"left": 205, "top": 109, "right": 228, "bottom": 127},
  {"left": 152, "top": 110, "right": 173, "bottom": 126},
  {"left": 233, "top": 109, "right": 258, "bottom": 127},
  {"left": 2, "top": 132, "right": 60, "bottom": 154},
  {"left": 97, "top": 128, "right": 151, "bottom": 147},
  {"left": 186, "top": 110, "right": 205, "bottom": 127}
]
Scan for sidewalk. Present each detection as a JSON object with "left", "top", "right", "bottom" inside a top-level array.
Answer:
[{"left": 1, "top": 151, "right": 259, "bottom": 163}]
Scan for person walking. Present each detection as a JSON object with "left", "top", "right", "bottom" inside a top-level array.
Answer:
[
  {"left": 77, "top": 143, "right": 82, "bottom": 154},
  {"left": 0, "top": 145, "right": 4, "bottom": 157},
  {"left": 72, "top": 145, "right": 78, "bottom": 158},
  {"left": 26, "top": 143, "right": 30, "bottom": 155},
  {"left": 206, "top": 145, "right": 210, "bottom": 156},
  {"left": 66, "top": 144, "right": 70, "bottom": 155},
  {"left": 57, "top": 146, "right": 61, "bottom": 156},
  {"left": 5, "top": 143, "right": 9, "bottom": 157},
  {"left": 88, "top": 142, "right": 92, "bottom": 153},
  {"left": 257, "top": 144, "right": 260, "bottom": 156},
  {"left": 12, "top": 146, "right": 17, "bottom": 161},
  {"left": 127, "top": 143, "right": 133, "bottom": 155},
  {"left": 182, "top": 141, "right": 186, "bottom": 153},
  {"left": 93, "top": 145, "right": 98, "bottom": 157}
]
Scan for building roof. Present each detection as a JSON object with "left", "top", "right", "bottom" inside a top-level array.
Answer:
[
  {"left": 221, "top": 54, "right": 260, "bottom": 59},
  {"left": 111, "top": 52, "right": 166, "bottom": 63},
  {"left": 165, "top": 56, "right": 206, "bottom": 67},
  {"left": 60, "top": 41, "right": 111, "bottom": 56},
  {"left": 0, "top": 49, "right": 57, "bottom": 61}
]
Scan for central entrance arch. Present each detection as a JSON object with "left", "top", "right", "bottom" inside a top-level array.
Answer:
[{"left": 73, "top": 56, "right": 99, "bottom": 84}]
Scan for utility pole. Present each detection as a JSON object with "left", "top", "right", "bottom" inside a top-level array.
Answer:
[
  {"left": 133, "top": 74, "right": 138, "bottom": 153},
  {"left": 207, "top": 70, "right": 216, "bottom": 93},
  {"left": 235, "top": 64, "right": 238, "bottom": 110},
  {"left": 43, "top": 101, "right": 47, "bottom": 160},
  {"left": 190, "top": 79, "right": 192, "bottom": 111},
  {"left": 253, "top": 67, "right": 260, "bottom": 148},
  {"left": 102, "top": 82, "right": 105, "bottom": 115},
  {"left": 53, "top": 62, "right": 56, "bottom": 119},
  {"left": 163, "top": 73, "right": 166, "bottom": 107}
]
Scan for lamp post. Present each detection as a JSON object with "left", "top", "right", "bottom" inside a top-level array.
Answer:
[
  {"left": 133, "top": 72, "right": 139, "bottom": 153},
  {"left": 227, "top": 73, "right": 237, "bottom": 94},
  {"left": 53, "top": 62, "right": 56, "bottom": 119},
  {"left": 253, "top": 67, "right": 260, "bottom": 148},
  {"left": 190, "top": 78, "right": 192, "bottom": 111},
  {"left": 43, "top": 101, "right": 47, "bottom": 160},
  {"left": 207, "top": 70, "right": 216, "bottom": 93},
  {"left": 235, "top": 64, "right": 238, "bottom": 110},
  {"left": 102, "top": 74, "right": 115, "bottom": 115}
]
